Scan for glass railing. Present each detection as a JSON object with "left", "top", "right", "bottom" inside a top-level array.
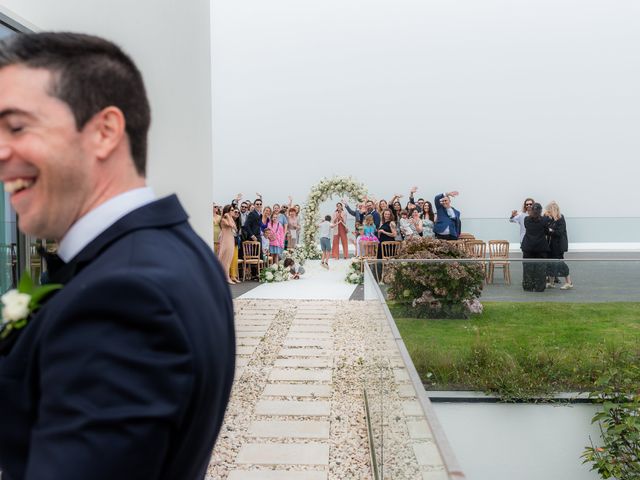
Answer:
[
  {"left": 461, "top": 217, "right": 640, "bottom": 244},
  {"left": 361, "top": 256, "right": 640, "bottom": 480}
]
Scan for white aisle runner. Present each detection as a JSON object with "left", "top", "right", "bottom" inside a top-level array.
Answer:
[{"left": 238, "top": 259, "right": 357, "bottom": 300}]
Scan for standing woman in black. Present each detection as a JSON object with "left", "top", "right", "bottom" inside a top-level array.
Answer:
[
  {"left": 521, "top": 203, "right": 551, "bottom": 291},
  {"left": 376, "top": 208, "right": 397, "bottom": 277},
  {"left": 545, "top": 201, "right": 573, "bottom": 289}
]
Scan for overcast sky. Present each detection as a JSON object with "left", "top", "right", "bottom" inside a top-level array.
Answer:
[{"left": 212, "top": 0, "right": 640, "bottom": 218}]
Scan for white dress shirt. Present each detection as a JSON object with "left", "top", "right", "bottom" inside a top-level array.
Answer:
[
  {"left": 510, "top": 211, "right": 529, "bottom": 242},
  {"left": 58, "top": 187, "right": 156, "bottom": 262}
]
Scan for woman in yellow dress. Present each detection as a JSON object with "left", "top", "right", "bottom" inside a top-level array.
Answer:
[
  {"left": 217, "top": 205, "right": 238, "bottom": 285},
  {"left": 213, "top": 204, "right": 221, "bottom": 254}
]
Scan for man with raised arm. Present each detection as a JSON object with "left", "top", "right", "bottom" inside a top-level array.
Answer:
[{"left": 434, "top": 191, "right": 462, "bottom": 240}]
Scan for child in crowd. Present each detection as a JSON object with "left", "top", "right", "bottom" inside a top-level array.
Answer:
[
  {"left": 283, "top": 258, "right": 305, "bottom": 279},
  {"left": 318, "top": 215, "right": 334, "bottom": 269},
  {"left": 352, "top": 221, "right": 364, "bottom": 256},
  {"left": 357, "top": 214, "right": 378, "bottom": 256},
  {"left": 398, "top": 210, "right": 414, "bottom": 239}
]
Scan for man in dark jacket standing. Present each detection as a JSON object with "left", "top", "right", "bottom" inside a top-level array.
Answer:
[{"left": 0, "top": 32, "right": 234, "bottom": 480}]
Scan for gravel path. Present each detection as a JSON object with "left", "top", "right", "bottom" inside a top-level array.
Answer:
[{"left": 206, "top": 299, "right": 447, "bottom": 479}]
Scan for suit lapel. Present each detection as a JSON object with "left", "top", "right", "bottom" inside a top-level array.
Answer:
[{"left": 49, "top": 195, "right": 188, "bottom": 285}]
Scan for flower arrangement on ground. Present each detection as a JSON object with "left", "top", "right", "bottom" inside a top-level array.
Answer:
[
  {"left": 345, "top": 258, "right": 364, "bottom": 285},
  {"left": 259, "top": 262, "right": 290, "bottom": 283},
  {"left": 384, "top": 238, "right": 485, "bottom": 319},
  {"left": 301, "top": 176, "right": 368, "bottom": 259},
  {"left": 282, "top": 246, "right": 307, "bottom": 266}
]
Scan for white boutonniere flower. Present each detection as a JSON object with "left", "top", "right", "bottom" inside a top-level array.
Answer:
[{"left": 0, "top": 274, "right": 62, "bottom": 339}]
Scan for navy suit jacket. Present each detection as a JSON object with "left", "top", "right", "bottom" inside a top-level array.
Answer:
[
  {"left": 0, "top": 195, "right": 235, "bottom": 480},
  {"left": 242, "top": 209, "right": 262, "bottom": 240},
  {"left": 433, "top": 193, "right": 461, "bottom": 238}
]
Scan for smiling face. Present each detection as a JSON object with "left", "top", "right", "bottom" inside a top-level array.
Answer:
[{"left": 0, "top": 65, "right": 97, "bottom": 239}]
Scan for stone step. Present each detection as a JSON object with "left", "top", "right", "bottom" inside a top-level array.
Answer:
[
  {"left": 407, "top": 420, "right": 432, "bottom": 440},
  {"left": 255, "top": 400, "right": 331, "bottom": 417},
  {"left": 279, "top": 348, "right": 332, "bottom": 357},
  {"left": 228, "top": 471, "right": 327, "bottom": 480},
  {"left": 237, "top": 338, "right": 261, "bottom": 346},
  {"left": 248, "top": 420, "right": 330, "bottom": 439},
  {"left": 412, "top": 441, "right": 443, "bottom": 467},
  {"left": 268, "top": 369, "right": 332, "bottom": 382},
  {"left": 398, "top": 384, "right": 417, "bottom": 398},
  {"left": 262, "top": 383, "right": 331, "bottom": 398},
  {"left": 236, "top": 443, "right": 329, "bottom": 466},
  {"left": 289, "top": 325, "right": 332, "bottom": 333},
  {"left": 290, "top": 320, "right": 334, "bottom": 326},
  {"left": 236, "top": 346, "right": 257, "bottom": 355},
  {"left": 286, "top": 332, "right": 332, "bottom": 340},
  {"left": 393, "top": 368, "right": 411, "bottom": 383},
  {"left": 283, "top": 339, "right": 332, "bottom": 348},
  {"left": 274, "top": 357, "right": 332, "bottom": 368},
  {"left": 402, "top": 400, "right": 423, "bottom": 417}
]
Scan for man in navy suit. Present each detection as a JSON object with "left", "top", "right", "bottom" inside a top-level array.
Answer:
[
  {"left": 434, "top": 191, "right": 462, "bottom": 240},
  {"left": 0, "top": 32, "right": 235, "bottom": 480}
]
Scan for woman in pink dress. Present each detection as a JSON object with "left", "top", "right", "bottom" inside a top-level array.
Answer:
[
  {"left": 217, "top": 204, "right": 237, "bottom": 284},
  {"left": 268, "top": 212, "right": 285, "bottom": 264}
]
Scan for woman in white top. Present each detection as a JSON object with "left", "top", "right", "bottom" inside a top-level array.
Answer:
[{"left": 510, "top": 198, "right": 535, "bottom": 243}]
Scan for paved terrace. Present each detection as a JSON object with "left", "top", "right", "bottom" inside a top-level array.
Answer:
[{"left": 207, "top": 281, "right": 449, "bottom": 479}]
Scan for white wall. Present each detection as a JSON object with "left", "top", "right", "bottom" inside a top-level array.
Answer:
[
  {"left": 0, "top": 1, "right": 214, "bottom": 243},
  {"left": 212, "top": 0, "right": 640, "bottom": 221}
]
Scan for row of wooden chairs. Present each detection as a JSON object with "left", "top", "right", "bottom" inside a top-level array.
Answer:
[
  {"left": 357, "top": 238, "right": 511, "bottom": 285},
  {"left": 239, "top": 237, "right": 511, "bottom": 284}
]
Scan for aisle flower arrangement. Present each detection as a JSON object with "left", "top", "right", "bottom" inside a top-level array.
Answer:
[
  {"left": 345, "top": 258, "right": 364, "bottom": 285},
  {"left": 282, "top": 246, "right": 308, "bottom": 266},
  {"left": 259, "top": 262, "right": 290, "bottom": 283},
  {"left": 301, "top": 176, "right": 368, "bottom": 259}
]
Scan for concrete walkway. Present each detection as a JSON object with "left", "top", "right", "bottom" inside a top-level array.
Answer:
[{"left": 207, "top": 298, "right": 448, "bottom": 479}]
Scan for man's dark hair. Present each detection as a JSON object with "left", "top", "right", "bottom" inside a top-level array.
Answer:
[
  {"left": 325, "top": 215, "right": 331, "bottom": 221},
  {"left": 0, "top": 32, "right": 151, "bottom": 175},
  {"left": 283, "top": 258, "right": 294, "bottom": 267}
]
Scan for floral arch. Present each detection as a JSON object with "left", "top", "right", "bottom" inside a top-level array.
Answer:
[{"left": 299, "top": 176, "right": 368, "bottom": 259}]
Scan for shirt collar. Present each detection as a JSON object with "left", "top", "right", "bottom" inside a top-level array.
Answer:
[{"left": 58, "top": 187, "right": 156, "bottom": 262}]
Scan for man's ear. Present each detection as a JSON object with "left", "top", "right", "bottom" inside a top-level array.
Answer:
[{"left": 87, "top": 106, "right": 126, "bottom": 161}]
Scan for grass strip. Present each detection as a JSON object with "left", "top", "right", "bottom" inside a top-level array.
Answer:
[{"left": 391, "top": 302, "right": 640, "bottom": 400}]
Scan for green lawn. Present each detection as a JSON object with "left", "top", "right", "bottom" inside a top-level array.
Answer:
[{"left": 391, "top": 302, "right": 640, "bottom": 399}]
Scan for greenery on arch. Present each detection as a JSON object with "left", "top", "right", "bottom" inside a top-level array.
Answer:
[{"left": 299, "top": 176, "right": 368, "bottom": 259}]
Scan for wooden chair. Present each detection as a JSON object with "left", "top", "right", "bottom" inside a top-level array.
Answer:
[
  {"left": 464, "top": 239, "right": 487, "bottom": 279},
  {"left": 487, "top": 240, "right": 511, "bottom": 285},
  {"left": 241, "top": 241, "right": 264, "bottom": 281},
  {"left": 380, "top": 241, "right": 401, "bottom": 280},
  {"left": 360, "top": 241, "right": 379, "bottom": 278},
  {"left": 458, "top": 232, "right": 476, "bottom": 241},
  {"left": 465, "top": 239, "right": 486, "bottom": 259}
]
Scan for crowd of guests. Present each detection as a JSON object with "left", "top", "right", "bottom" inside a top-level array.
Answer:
[
  {"left": 213, "top": 194, "right": 302, "bottom": 284},
  {"left": 212, "top": 188, "right": 573, "bottom": 291},
  {"left": 212, "top": 187, "right": 464, "bottom": 280}
]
